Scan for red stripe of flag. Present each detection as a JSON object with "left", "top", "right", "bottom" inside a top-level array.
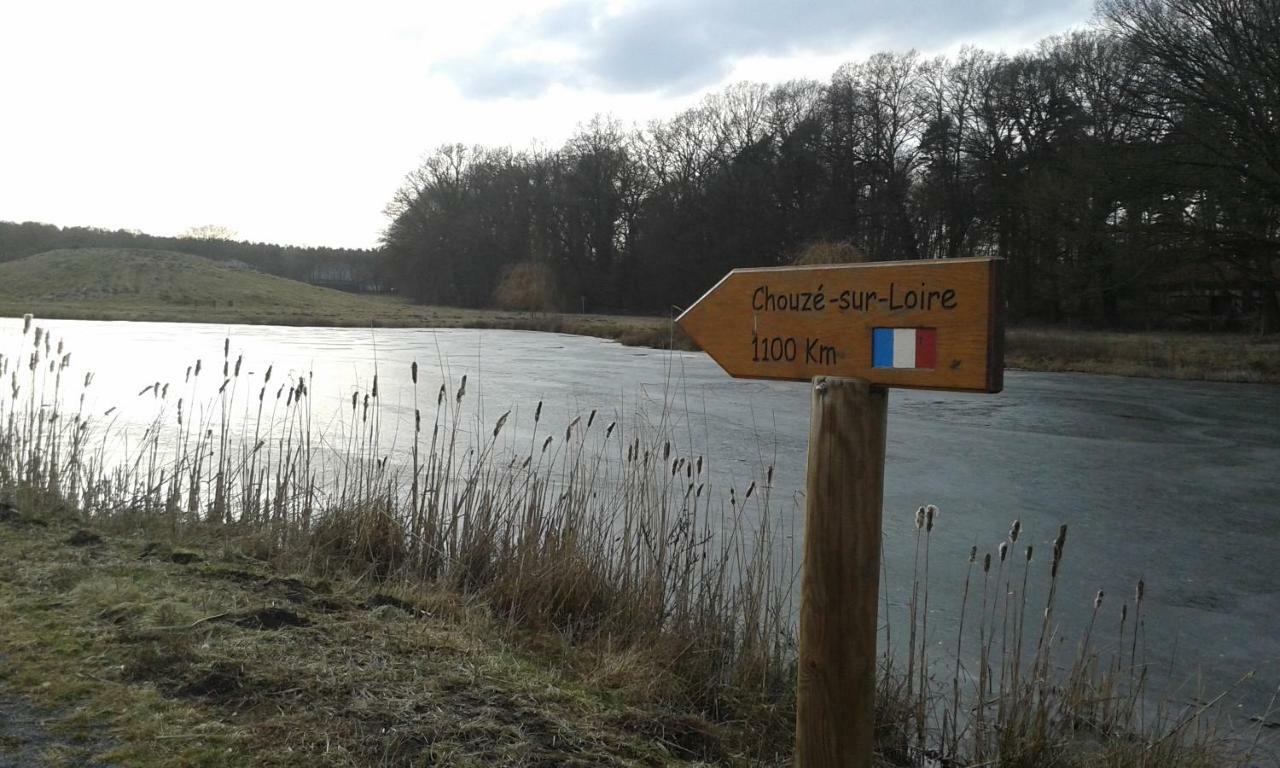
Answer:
[{"left": 915, "top": 328, "right": 937, "bottom": 369}]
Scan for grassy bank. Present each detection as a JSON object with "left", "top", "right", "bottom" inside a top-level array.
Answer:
[
  {"left": 0, "top": 248, "right": 675, "bottom": 346},
  {"left": 1006, "top": 327, "right": 1280, "bottom": 383},
  {"left": 2, "top": 317, "right": 1273, "bottom": 766},
  {"left": 0, "top": 509, "right": 733, "bottom": 767}
]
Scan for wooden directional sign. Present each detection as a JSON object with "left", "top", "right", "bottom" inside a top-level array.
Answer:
[{"left": 677, "top": 257, "right": 1004, "bottom": 393}]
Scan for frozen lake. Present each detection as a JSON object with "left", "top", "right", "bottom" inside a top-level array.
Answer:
[{"left": 4, "top": 318, "right": 1278, "bottom": 722}]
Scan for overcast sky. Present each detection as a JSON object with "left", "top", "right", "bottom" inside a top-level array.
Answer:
[{"left": 0, "top": 0, "right": 1093, "bottom": 249}]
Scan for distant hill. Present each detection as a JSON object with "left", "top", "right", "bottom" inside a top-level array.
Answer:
[
  {"left": 0, "top": 248, "right": 388, "bottom": 324},
  {"left": 0, "top": 220, "right": 383, "bottom": 291}
]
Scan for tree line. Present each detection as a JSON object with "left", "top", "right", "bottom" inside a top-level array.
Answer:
[
  {"left": 0, "top": 220, "right": 380, "bottom": 288},
  {"left": 382, "top": 0, "right": 1279, "bottom": 331}
]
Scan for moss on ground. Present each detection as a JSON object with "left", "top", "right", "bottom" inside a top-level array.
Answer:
[{"left": 0, "top": 508, "right": 732, "bottom": 767}]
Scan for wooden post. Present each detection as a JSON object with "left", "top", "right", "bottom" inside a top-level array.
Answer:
[{"left": 796, "top": 377, "right": 888, "bottom": 767}]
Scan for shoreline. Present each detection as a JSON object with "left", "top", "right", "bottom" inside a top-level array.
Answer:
[{"left": 3, "top": 302, "right": 1277, "bottom": 384}]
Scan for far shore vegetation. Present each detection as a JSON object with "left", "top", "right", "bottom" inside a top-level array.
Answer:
[
  {"left": 2, "top": 319, "right": 1274, "bottom": 766},
  {"left": 2, "top": 248, "right": 1278, "bottom": 384}
]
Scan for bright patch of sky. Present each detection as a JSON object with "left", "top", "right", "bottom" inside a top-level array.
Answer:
[{"left": 0, "top": 0, "right": 1092, "bottom": 248}]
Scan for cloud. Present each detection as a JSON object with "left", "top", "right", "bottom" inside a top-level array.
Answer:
[{"left": 438, "top": 0, "right": 1092, "bottom": 99}]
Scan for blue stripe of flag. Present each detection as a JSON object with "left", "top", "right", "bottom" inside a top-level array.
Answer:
[{"left": 872, "top": 328, "right": 895, "bottom": 368}]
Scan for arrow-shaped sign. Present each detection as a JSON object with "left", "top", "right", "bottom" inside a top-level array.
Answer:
[{"left": 677, "top": 257, "right": 1004, "bottom": 393}]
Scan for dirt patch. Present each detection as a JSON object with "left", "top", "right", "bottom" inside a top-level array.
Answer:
[
  {"left": 205, "top": 567, "right": 346, "bottom": 612},
  {"left": 168, "top": 550, "right": 202, "bottom": 565},
  {"left": 362, "top": 593, "right": 420, "bottom": 615},
  {"left": 0, "top": 504, "right": 44, "bottom": 528},
  {"left": 64, "top": 529, "right": 103, "bottom": 547},
  {"left": 122, "top": 642, "right": 285, "bottom": 706},
  {"left": 219, "top": 606, "right": 310, "bottom": 630},
  {"left": 608, "top": 709, "right": 725, "bottom": 762},
  {"left": 137, "top": 542, "right": 202, "bottom": 564}
]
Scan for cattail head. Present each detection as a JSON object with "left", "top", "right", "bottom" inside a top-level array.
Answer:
[
  {"left": 1025, "top": 544, "right": 1034, "bottom": 562},
  {"left": 767, "top": 465, "right": 774, "bottom": 485},
  {"left": 745, "top": 481, "right": 756, "bottom": 500},
  {"left": 265, "top": 365, "right": 272, "bottom": 384},
  {"left": 411, "top": 361, "right": 418, "bottom": 384},
  {"left": 1136, "top": 579, "right": 1145, "bottom": 604},
  {"left": 195, "top": 359, "right": 202, "bottom": 377},
  {"left": 969, "top": 545, "right": 977, "bottom": 563},
  {"left": 534, "top": 400, "right": 543, "bottom": 423},
  {"left": 234, "top": 355, "right": 242, "bottom": 377},
  {"left": 1051, "top": 524, "right": 1068, "bottom": 577},
  {"left": 22, "top": 314, "right": 32, "bottom": 334},
  {"left": 696, "top": 456, "right": 703, "bottom": 474},
  {"left": 915, "top": 506, "right": 926, "bottom": 530},
  {"left": 663, "top": 441, "right": 670, "bottom": 460},
  {"left": 983, "top": 553, "right": 991, "bottom": 573},
  {"left": 605, "top": 421, "right": 615, "bottom": 438},
  {"left": 372, "top": 374, "right": 378, "bottom": 399},
  {"left": 587, "top": 409, "right": 596, "bottom": 428},
  {"left": 493, "top": 410, "right": 510, "bottom": 439},
  {"left": 34, "top": 326, "right": 43, "bottom": 346},
  {"left": 185, "top": 365, "right": 192, "bottom": 383},
  {"left": 1094, "top": 589, "right": 1104, "bottom": 610},
  {"left": 456, "top": 374, "right": 467, "bottom": 403},
  {"left": 223, "top": 337, "right": 229, "bottom": 357},
  {"left": 415, "top": 409, "right": 421, "bottom": 433},
  {"left": 1010, "top": 519, "right": 1021, "bottom": 543},
  {"left": 542, "top": 435, "right": 553, "bottom": 453},
  {"left": 437, "top": 383, "right": 445, "bottom": 405},
  {"left": 925, "top": 504, "right": 937, "bottom": 532},
  {"left": 351, "top": 391, "right": 358, "bottom": 411}
]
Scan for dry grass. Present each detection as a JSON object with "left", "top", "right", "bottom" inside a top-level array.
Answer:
[
  {"left": 1, "top": 315, "right": 1275, "bottom": 767},
  {"left": 493, "top": 261, "right": 562, "bottom": 313},
  {"left": 1007, "top": 327, "right": 1280, "bottom": 383}
]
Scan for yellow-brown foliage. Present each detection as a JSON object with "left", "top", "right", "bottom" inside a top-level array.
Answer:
[{"left": 493, "top": 261, "right": 561, "bottom": 312}]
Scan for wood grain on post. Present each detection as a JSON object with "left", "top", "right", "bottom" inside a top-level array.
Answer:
[{"left": 797, "top": 377, "right": 888, "bottom": 768}]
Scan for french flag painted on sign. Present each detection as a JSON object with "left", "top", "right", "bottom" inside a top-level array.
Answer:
[{"left": 872, "top": 328, "right": 937, "bottom": 369}]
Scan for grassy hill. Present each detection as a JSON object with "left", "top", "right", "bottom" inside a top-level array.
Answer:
[
  {"left": 0, "top": 248, "right": 390, "bottom": 324},
  {"left": 0, "top": 248, "right": 670, "bottom": 340}
]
